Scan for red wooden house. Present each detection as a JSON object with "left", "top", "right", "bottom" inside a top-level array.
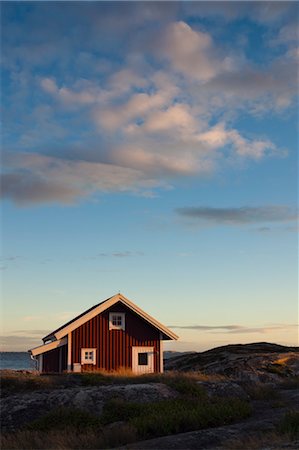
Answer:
[{"left": 29, "top": 293, "right": 178, "bottom": 373}]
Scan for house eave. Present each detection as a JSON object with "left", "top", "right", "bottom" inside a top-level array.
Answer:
[
  {"left": 54, "top": 293, "right": 179, "bottom": 341},
  {"left": 29, "top": 337, "right": 67, "bottom": 356}
]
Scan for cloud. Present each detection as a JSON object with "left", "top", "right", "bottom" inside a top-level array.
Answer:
[
  {"left": 154, "top": 21, "right": 230, "bottom": 82},
  {"left": 0, "top": 256, "right": 21, "bottom": 262},
  {"left": 0, "top": 328, "right": 51, "bottom": 351},
  {"left": 85, "top": 251, "right": 144, "bottom": 259},
  {"left": 1, "top": 7, "right": 297, "bottom": 207},
  {"left": 132, "top": 103, "right": 198, "bottom": 136},
  {"left": 1, "top": 152, "right": 161, "bottom": 205},
  {"left": 94, "top": 91, "right": 171, "bottom": 131},
  {"left": 169, "top": 323, "right": 298, "bottom": 334},
  {"left": 202, "top": 55, "right": 298, "bottom": 112},
  {"left": 176, "top": 205, "right": 298, "bottom": 226},
  {"left": 12, "top": 329, "right": 51, "bottom": 336},
  {"left": 182, "top": 2, "right": 296, "bottom": 25},
  {"left": 40, "top": 77, "right": 106, "bottom": 106},
  {"left": 22, "top": 315, "right": 44, "bottom": 322},
  {"left": 0, "top": 335, "right": 42, "bottom": 351}
]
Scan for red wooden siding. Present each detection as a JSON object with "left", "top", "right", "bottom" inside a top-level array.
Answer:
[
  {"left": 43, "top": 345, "right": 67, "bottom": 373},
  {"left": 71, "top": 302, "right": 161, "bottom": 372}
]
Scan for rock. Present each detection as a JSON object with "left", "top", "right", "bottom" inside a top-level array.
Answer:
[
  {"left": 165, "top": 343, "right": 299, "bottom": 384},
  {"left": 0, "top": 383, "right": 176, "bottom": 432},
  {"left": 197, "top": 381, "right": 249, "bottom": 400}
]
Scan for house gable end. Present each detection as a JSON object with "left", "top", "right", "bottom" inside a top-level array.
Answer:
[{"left": 53, "top": 294, "right": 178, "bottom": 341}]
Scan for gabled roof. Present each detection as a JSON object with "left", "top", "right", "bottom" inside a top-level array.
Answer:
[
  {"left": 42, "top": 293, "right": 179, "bottom": 342},
  {"left": 30, "top": 337, "right": 67, "bottom": 357},
  {"left": 42, "top": 296, "right": 114, "bottom": 342}
]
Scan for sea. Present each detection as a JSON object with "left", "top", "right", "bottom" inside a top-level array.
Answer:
[{"left": 0, "top": 352, "right": 37, "bottom": 370}]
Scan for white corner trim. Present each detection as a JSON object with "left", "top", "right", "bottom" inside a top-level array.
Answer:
[
  {"left": 67, "top": 332, "right": 72, "bottom": 371},
  {"left": 38, "top": 354, "right": 43, "bottom": 372},
  {"left": 159, "top": 332, "right": 164, "bottom": 373},
  {"left": 55, "top": 293, "right": 179, "bottom": 341},
  {"left": 30, "top": 337, "right": 67, "bottom": 356}
]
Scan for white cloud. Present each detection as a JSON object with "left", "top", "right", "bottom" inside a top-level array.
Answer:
[
  {"left": 141, "top": 104, "right": 197, "bottom": 135},
  {"left": 156, "top": 21, "right": 232, "bottom": 82},
  {"left": 94, "top": 91, "right": 170, "bottom": 131},
  {"left": 2, "top": 9, "right": 296, "bottom": 207}
]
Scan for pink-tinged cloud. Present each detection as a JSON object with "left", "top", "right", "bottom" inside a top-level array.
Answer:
[
  {"left": 1, "top": 152, "right": 162, "bottom": 205},
  {"left": 155, "top": 21, "right": 232, "bottom": 81}
]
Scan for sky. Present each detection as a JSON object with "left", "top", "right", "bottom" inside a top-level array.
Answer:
[{"left": 1, "top": 1, "right": 298, "bottom": 352}]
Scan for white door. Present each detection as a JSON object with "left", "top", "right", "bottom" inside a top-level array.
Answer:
[{"left": 132, "top": 346, "right": 154, "bottom": 374}]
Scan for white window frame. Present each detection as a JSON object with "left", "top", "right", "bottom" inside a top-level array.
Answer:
[
  {"left": 81, "top": 348, "right": 97, "bottom": 365},
  {"left": 109, "top": 312, "right": 125, "bottom": 330}
]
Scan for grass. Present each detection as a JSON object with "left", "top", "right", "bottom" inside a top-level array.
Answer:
[
  {"left": 279, "top": 375, "right": 299, "bottom": 390},
  {"left": 277, "top": 410, "right": 299, "bottom": 439},
  {"left": 224, "top": 410, "right": 299, "bottom": 449},
  {"left": 130, "top": 397, "right": 251, "bottom": 439},
  {"left": 1, "top": 371, "right": 252, "bottom": 449},
  {"left": 0, "top": 371, "right": 57, "bottom": 396},
  {"left": 1, "top": 398, "right": 251, "bottom": 449},
  {"left": 26, "top": 407, "right": 102, "bottom": 432},
  {"left": 0, "top": 369, "right": 227, "bottom": 396},
  {"left": 1, "top": 426, "right": 137, "bottom": 450},
  {"left": 243, "top": 383, "right": 281, "bottom": 401}
]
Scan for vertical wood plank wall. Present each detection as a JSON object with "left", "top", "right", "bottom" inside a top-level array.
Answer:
[
  {"left": 43, "top": 345, "right": 67, "bottom": 372},
  {"left": 71, "top": 302, "right": 161, "bottom": 372}
]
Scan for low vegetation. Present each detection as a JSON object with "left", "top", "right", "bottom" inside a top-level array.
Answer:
[
  {"left": 224, "top": 410, "right": 299, "bottom": 449},
  {"left": 243, "top": 383, "right": 281, "bottom": 401},
  {"left": 1, "top": 371, "right": 251, "bottom": 449},
  {"left": 277, "top": 410, "right": 299, "bottom": 439},
  {"left": 2, "top": 357, "right": 298, "bottom": 450},
  {"left": 0, "top": 369, "right": 226, "bottom": 396}
]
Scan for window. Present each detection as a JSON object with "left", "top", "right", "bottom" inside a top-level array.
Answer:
[
  {"left": 138, "top": 352, "right": 148, "bottom": 366},
  {"left": 109, "top": 312, "right": 125, "bottom": 330},
  {"left": 81, "top": 348, "right": 96, "bottom": 365}
]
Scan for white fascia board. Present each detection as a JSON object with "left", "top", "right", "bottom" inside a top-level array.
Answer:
[
  {"left": 55, "top": 293, "right": 178, "bottom": 341},
  {"left": 55, "top": 294, "right": 120, "bottom": 340},
  {"left": 30, "top": 337, "right": 67, "bottom": 356},
  {"left": 120, "top": 295, "right": 179, "bottom": 340}
]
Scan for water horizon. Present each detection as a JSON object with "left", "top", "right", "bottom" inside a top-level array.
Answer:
[{"left": 0, "top": 352, "right": 37, "bottom": 370}]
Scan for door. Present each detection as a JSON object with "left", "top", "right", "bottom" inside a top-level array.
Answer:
[{"left": 132, "top": 346, "right": 155, "bottom": 374}]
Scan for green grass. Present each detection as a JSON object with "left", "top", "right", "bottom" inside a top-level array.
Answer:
[
  {"left": 26, "top": 407, "right": 102, "bottom": 432},
  {"left": 101, "top": 396, "right": 251, "bottom": 440}
]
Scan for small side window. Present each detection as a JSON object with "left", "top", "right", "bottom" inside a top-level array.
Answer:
[
  {"left": 81, "top": 348, "right": 96, "bottom": 365},
  {"left": 109, "top": 312, "right": 125, "bottom": 330}
]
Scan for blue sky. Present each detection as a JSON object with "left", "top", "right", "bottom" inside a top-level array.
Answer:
[{"left": 1, "top": 1, "right": 298, "bottom": 352}]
